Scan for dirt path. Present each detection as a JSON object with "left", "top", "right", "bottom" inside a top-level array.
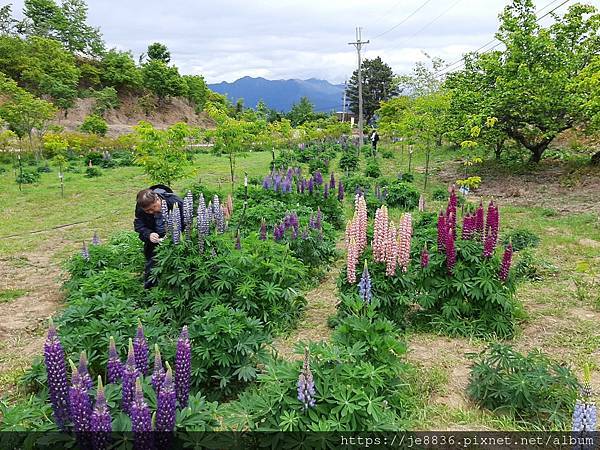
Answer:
[{"left": 273, "top": 261, "right": 342, "bottom": 362}]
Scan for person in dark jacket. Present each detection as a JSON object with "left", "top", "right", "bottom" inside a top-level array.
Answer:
[
  {"left": 370, "top": 129, "right": 380, "bottom": 153},
  {"left": 134, "top": 185, "right": 185, "bottom": 289}
]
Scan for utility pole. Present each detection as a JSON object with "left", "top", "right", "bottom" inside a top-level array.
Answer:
[{"left": 348, "top": 27, "right": 369, "bottom": 147}]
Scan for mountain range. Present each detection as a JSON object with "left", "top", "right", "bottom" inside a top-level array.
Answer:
[{"left": 208, "top": 76, "right": 346, "bottom": 113}]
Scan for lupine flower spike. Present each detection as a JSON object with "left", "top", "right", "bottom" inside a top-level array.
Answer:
[
  {"left": 437, "top": 211, "right": 447, "bottom": 253},
  {"left": 297, "top": 347, "right": 316, "bottom": 411},
  {"left": 151, "top": 344, "right": 166, "bottom": 397},
  {"left": 171, "top": 203, "right": 182, "bottom": 245},
  {"left": 155, "top": 363, "right": 177, "bottom": 433},
  {"left": 337, "top": 181, "right": 344, "bottom": 201},
  {"left": 573, "top": 365, "right": 597, "bottom": 432},
  {"left": 421, "top": 245, "right": 429, "bottom": 268},
  {"left": 69, "top": 360, "right": 92, "bottom": 436},
  {"left": 259, "top": 218, "right": 267, "bottom": 240},
  {"left": 397, "top": 213, "right": 412, "bottom": 272},
  {"left": 175, "top": 326, "right": 191, "bottom": 408},
  {"left": 44, "top": 319, "right": 70, "bottom": 429},
  {"left": 446, "top": 226, "right": 456, "bottom": 275},
  {"left": 235, "top": 230, "right": 242, "bottom": 250},
  {"left": 107, "top": 336, "right": 123, "bottom": 384},
  {"left": 358, "top": 261, "right": 372, "bottom": 304},
  {"left": 82, "top": 241, "right": 90, "bottom": 261},
  {"left": 133, "top": 320, "right": 149, "bottom": 375},
  {"left": 499, "top": 242, "right": 513, "bottom": 282},
  {"left": 418, "top": 194, "right": 425, "bottom": 212},
  {"left": 121, "top": 339, "right": 140, "bottom": 414},
  {"left": 130, "top": 378, "right": 153, "bottom": 450},
  {"left": 78, "top": 351, "right": 93, "bottom": 392},
  {"left": 90, "top": 376, "right": 112, "bottom": 450},
  {"left": 92, "top": 231, "right": 101, "bottom": 245}
]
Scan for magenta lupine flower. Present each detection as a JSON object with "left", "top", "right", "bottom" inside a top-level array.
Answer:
[
  {"left": 358, "top": 261, "right": 372, "bottom": 304},
  {"left": 337, "top": 181, "right": 344, "bottom": 201},
  {"left": 499, "top": 243, "right": 513, "bottom": 282},
  {"left": 446, "top": 227, "right": 456, "bottom": 275},
  {"left": 133, "top": 320, "right": 149, "bottom": 376},
  {"left": 323, "top": 184, "right": 329, "bottom": 199},
  {"left": 175, "top": 326, "right": 191, "bottom": 408},
  {"left": 92, "top": 231, "right": 101, "bottom": 245},
  {"left": 69, "top": 360, "right": 92, "bottom": 434},
  {"left": 78, "top": 351, "right": 93, "bottom": 392},
  {"left": 313, "top": 171, "right": 323, "bottom": 185},
  {"left": 259, "top": 219, "right": 267, "bottom": 240},
  {"left": 329, "top": 172, "right": 336, "bottom": 190},
  {"left": 82, "top": 241, "right": 90, "bottom": 261},
  {"left": 44, "top": 319, "right": 70, "bottom": 429},
  {"left": 483, "top": 201, "right": 499, "bottom": 257},
  {"left": 121, "top": 339, "right": 140, "bottom": 414},
  {"left": 130, "top": 378, "right": 153, "bottom": 450},
  {"left": 297, "top": 348, "right": 316, "bottom": 411},
  {"left": 107, "top": 336, "right": 123, "bottom": 384},
  {"left": 235, "top": 231, "right": 242, "bottom": 250},
  {"left": 155, "top": 364, "right": 177, "bottom": 432},
  {"left": 151, "top": 344, "right": 166, "bottom": 397},
  {"left": 90, "top": 376, "right": 112, "bottom": 450},
  {"left": 437, "top": 211, "right": 447, "bottom": 253},
  {"left": 421, "top": 245, "right": 429, "bottom": 268},
  {"left": 462, "top": 214, "right": 475, "bottom": 240},
  {"left": 475, "top": 201, "right": 485, "bottom": 240}
]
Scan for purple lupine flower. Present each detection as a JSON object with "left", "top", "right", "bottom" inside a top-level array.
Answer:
[
  {"left": 323, "top": 184, "right": 329, "bottom": 199},
  {"left": 573, "top": 400, "right": 597, "bottom": 431},
  {"left": 358, "top": 261, "right": 372, "bottom": 304},
  {"left": 297, "top": 347, "right": 316, "bottom": 411},
  {"left": 92, "top": 231, "right": 101, "bottom": 245},
  {"left": 155, "top": 364, "right": 177, "bottom": 432},
  {"left": 175, "top": 326, "right": 191, "bottom": 408},
  {"left": 235, "top": 231, "right": 242, "bottom": 250},
  {"left": 44, "top": 319, "right": 70, "bottom": 429},
  {"left": 151, "top": 344, "right": 166, "bottom": 397},
  {"left": 499, "top": 243, "right": 513, "bottom": 282},
  {"left": 197, "top": 193, "right": 210, "bottom": 252},
  {"left": 107, "top": 336, "right": 123, "bottom": 384},
  {"left": 316, "top": 207, "right": 322, "bottom": 230},
  {"left": 82, "top": 241, "right": 90, "bottom": 261},
  {"left": 308, "top": 178, "right": 314, "bottom": 194},
  {"left": 262, "top": 175, "right": 272, "bottom": 190},
  {"left": 133, "top": 320, "right": 149, "bottom": 376},
  {"left": 437, "top": 211, "right": 447, "bottom": 253},
  {"left": 183, "top": 191, "right": 194, "bottom": 239},
  {"left": 475, "top": 201, "right": 485, "bottom": 240},
  {"left": 313, "top": 171, "right": 323, "bottom": 185},
  {"left": 130, "top": 378, "right": 153, "bottom": 450},
  {"left": 259, "top": 219, "right": 267, "bottom": 241},
  {"left": 166, "top": 209, "right": 174, "bottom": 237},
  {"left": 446, "top": 226, "right": 456, "bottom": 275},
  {"left": 171, "top": 203, "right": 182, "bottom": 245},
  {"left": 78, "top": 351, "right": 93, "bottom": 392},
  {"left": 301, "top": 228, "right": 309, "bottom": 240},
  {"left": 69, "top": 360, "right": 92, "bottom": 434},
  {"left": 90, "top": 376, "right": 112, "bottom": 450},
  {"left": 300, "top": 179, "right": 306, "bottom": 194},
  {"left": 421, "top": 245, "right": 429, "bottom": 268},
  {"left": 161, "top": 199, "right": 169, "bottom": 229},
  {"left": 329, "top": 172, "right": 336, "bottom": 190},
  {"left": 121, "top": 339, "right": 140, "bottom": 414},
  {"left": 337, "top": 181, "right": 344, "bottom": 201},
  {"left": 308, "top": 214, "right": 317, "bottom": 230},
  {"left": 273, "top": 224, "right": 284, "bottom": 241},
  {"left": 212, "top": 195, "right": 226, "bottom": 233}
]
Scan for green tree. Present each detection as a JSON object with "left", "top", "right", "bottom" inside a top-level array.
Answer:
[
  {"left": 182, "top": 74, "right": 208, "bottom": 112},
  {"left": 141, "top": 60, "right": 186, "bottom": 103},
  {"left": 446, "top": 0, "right": 600, "bottom": 162},
  {"left": 133, "top": 121, "right": 191, "bottom": 186},
  {"left": 22, "top": 0, "right": 104, "bottom": 56},
  {"left": 100, "top": 49, "right": 142, "bottom": 90},
  {"left": 286, "top": 96, "right": 315, "bottom": 127},
  {"left": 146, "top": 42, "right": 170, "bottom": 63},
  {"left": 0, "top": 5, "right": 18, "bottom": 35},
  {"left": 80, "top": 114, "right": 108, "bottom": 136},
  {"left": 347, "top": 56, "right": 399, "bottom": 124},
  {"left": 255, "top": 99, "right": 268, "bottom": 120},
  {"left": 92, "top": 86, "right": 119, "bottom": 116}
]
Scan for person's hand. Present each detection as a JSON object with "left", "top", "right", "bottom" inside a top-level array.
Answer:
[{"left": 149, "top": 233, "right": 160, "bottom": 243}]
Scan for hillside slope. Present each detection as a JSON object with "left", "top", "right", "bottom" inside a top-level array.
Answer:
[{"left": 53, "top": 94, "right": 215, "bottom": 136}]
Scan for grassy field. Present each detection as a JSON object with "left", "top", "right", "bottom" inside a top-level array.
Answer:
[{"left": 0, "top": 144, "right": 599, "bottom": 430}]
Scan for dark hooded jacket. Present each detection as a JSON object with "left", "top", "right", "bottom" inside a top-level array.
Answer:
[{"left": 133, "top": 185, "right": 185, "bottom": 258}]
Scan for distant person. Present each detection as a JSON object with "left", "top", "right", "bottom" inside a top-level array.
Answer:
[
  {"left": 134, "top": 185, "right": 185, "bottom": 289},
  {"left": 370, "top": 129, "right": 380, "bottom": 153}
]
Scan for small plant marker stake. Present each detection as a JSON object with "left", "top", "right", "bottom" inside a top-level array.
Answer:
[{"left": 408, "top": 145, "right": 413, "bottom": 173}]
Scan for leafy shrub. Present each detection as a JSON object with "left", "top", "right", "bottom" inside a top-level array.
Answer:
[
  {"left": 85, "top": 166, "right": 102, "bottom": 178},
  {"left": 86, "top": 151, "right": 103, "bottom": 165},
  {"left": 188, "top": 305, "right": 271, "bottom": 397},
  {"left": 36, "top": 165, "right": 51, "bottom": 173},
  {"left": 221, "top": 314, "right": 418, "bottom": 431},
  {"left": 384, "top": 181, "right": 419, "bottom": 210},
  {"left": 342, "top": 174, "right": 372, "bottom": 196},
  {"left": 65, "top": 163, "right": 81, "bottom": 173},
  {"left": 93, "top": 86, "right": 119, "bottom": 116},
  {"left": 338, "top": 148, "right": 359, "bottom": 174},
  {"left": 80, "top": 114, "right": 108, "bottom": 136},
  {"left": 381, "top": 149, "right": 394, "bottom": 159},
  {"left": 99, "top": 157, "right": 116, "bottom": 168},
  {"left": 16, "top": 170, "right": 40, "bottom": 184},
  {"left": 502, "top": 228, "right": 540, "bottom": 252},
  {"left": 513, "top": 248, "right": 559, "bottom": 282},
  {"left": 111, "top": 150, "right": 135, "bottom": 166},
  {"left": 467, "top": 343, "right": 579, "bottom": 428},
  {"left": 432, "top": 187, "right": 448, "bottom": 200},
  {"left": 271, "top": 149, "right": 296, "bottom": 170},
  {"left": 398, "top": 172, "right": 414, "bottom": 183},
  {"left": 364, "top": 158, "right": 381, "bottom": 178}
]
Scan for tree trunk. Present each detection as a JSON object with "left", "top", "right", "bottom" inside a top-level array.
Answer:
[
  {"left": 229, "top": 152, "right": 235, "bottom": 193},
  {"left": 529, "top": 145, "right": 547, "bottom": 163},
  {"left": 590, "top": 150, "right": 600, "bottom": 166}
]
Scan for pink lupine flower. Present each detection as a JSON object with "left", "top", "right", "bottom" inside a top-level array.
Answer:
[
  {"left": 418, "top": 194, "right": 425, "bottom": 212},
  {"left": 355, "top": 194, "right": 368, "bottom": 253},
  {"left": 346, "top": 237, "right": 358, "bottom": 284},
  {"left": 397, "top": 213, "right": 412, "bottom": 272},
  {"left": 437, "top": 211, "right": 447, "bottom": 253},
  {"left": 372, "top": 206, "right": 389, "bottom": 263},
  {"left": 385, "top": 222, "right": 398, "bottom": 276},
  {"left": 421, "top": 245, "right": 429, "bottom": 268}
]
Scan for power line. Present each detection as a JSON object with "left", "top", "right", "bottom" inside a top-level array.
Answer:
[
  {"left": 432, "top": 0, "right": 572, "bottom": 79},
  {"left": 372, "top": 0, "right": 434, "bottom": 39}
]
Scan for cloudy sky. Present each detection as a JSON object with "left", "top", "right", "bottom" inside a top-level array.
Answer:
[{"left": 9, "top": 0, "right": 569, "bottom": 83}]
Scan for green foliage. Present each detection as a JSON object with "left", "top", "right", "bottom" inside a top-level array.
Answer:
[
  {"left": 15, "top": 169, "right": 40, "bottom": 184},
  {"left": 342, "top": 174, "right": 372, "bottom": 196},
  {"left": 364, "top": 158, "right": 381, "bottom": 178},
  {"left": 188, "top": 304, "right": 271, "bottom": 397},
  {"left": 286, "top": 96, "right": 317, "bottom": 127},
  {"left": 467, "top": 343, "right": 579, "bottom": 428},
  {"left": 513, "top": 248, "right": 559, "bottom": 282},
  {"left": 80, "top": 114, "right": 108, "bottom": 136},
  {"left": 92, "top": 86, "right": 119, "bottom": 116},
  {"left": 146, "top": 42, "right": 170, "bottom": 63},
  {"left": 99, "top": 49, "right": 142, "bottom": 90},
  {"left": 182, "top": 74, "right": 208, "bottom": 112},
  {"left": 431, "top": 187, "right": 448, "bottom": 201},
  {"left": 338, "top": 147, "right": 360, "bottom": 174},
  {"left": 141, "top": 59, "right": 186, "bottom": 101},
  {"left": 383, "top": 180, "right": 419, "bottom": 210},
  {"left": 84, "top": 166, "right": 102, "bottom": 177},
  {"left": 502, "top": 228, "right": 540, "bottom": 252}
]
